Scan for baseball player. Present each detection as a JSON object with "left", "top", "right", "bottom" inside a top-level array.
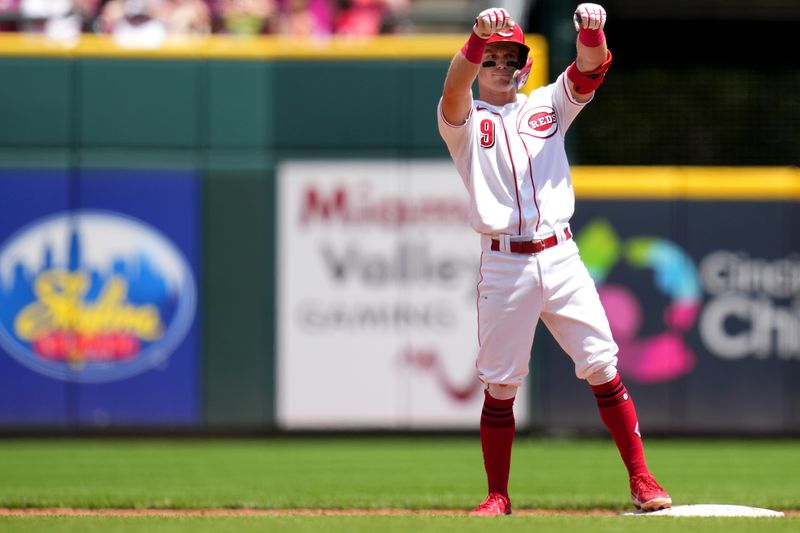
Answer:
[{"left": 437, "top": 4, "right": 672, "bottom": 515}]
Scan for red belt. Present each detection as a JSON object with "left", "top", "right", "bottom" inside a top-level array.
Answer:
[{"left": 491, "top": 234, "right": 565, "bottom": 254}]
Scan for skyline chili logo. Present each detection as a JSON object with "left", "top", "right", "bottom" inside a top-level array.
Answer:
[{"left": 0, "top": 210, "right": 197, "bottom": 383}]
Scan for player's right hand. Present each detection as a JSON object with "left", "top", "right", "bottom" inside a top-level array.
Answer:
[
  {"left": 573, "top": 3, "right": 606, "bottom": 31},
  {"left": 473, "top": 8, "right": 515, "bottom": 39}
]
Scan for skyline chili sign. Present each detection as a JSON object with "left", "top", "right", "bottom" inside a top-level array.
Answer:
[
  {"left": 0, "top": 168, "right": 200, "bottom": 426},
  {"left": 0, "top": 210, "right": 196, "bottom": 383}
]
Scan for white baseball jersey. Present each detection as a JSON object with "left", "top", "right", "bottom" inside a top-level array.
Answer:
[
  {"left": 437, "top": 71, "right": 587, "bottom": 240},
  {"left": 437, "top": 70, "right": 618, "bottom": 387}
]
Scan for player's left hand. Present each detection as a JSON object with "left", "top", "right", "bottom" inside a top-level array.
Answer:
[{"left": 573, "top": 3, "right": 606, "bottom": 31}]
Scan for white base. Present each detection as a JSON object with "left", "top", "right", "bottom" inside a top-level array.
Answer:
[{"left": 624, "top": 504, "right": 784, "bottom": 518}]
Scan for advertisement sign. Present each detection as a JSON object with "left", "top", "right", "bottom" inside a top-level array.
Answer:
[
  {"left": 277, "top": 160, "right": 528, "bottom": 429},
  {"left": 0, "top": 169, "right": 200, "bottom": 426},
  {"left": 536, "top": 198, "right": 800, "bottom": 433}
]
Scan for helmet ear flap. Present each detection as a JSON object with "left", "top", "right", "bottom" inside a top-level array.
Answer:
[{"left": 513, "top": 56, "right": 533, "bottom": 91}]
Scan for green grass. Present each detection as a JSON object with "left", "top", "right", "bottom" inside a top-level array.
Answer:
[
  {"left": 0, "top": 437, "right": 797, "bottom": 532},
  {"left": 0, "top": 516, "right": 797, "bottom": 533},
  {"left": 0, "top": 437, "right": 797, "bottom": 511}
]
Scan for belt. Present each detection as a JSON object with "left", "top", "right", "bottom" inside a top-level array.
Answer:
[{"left": 491, "top": 234, "right": 565, "bottom": 254}]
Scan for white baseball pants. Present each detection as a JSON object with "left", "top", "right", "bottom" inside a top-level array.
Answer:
[{"left": 475, "top": 238, "right": 618, "bottom": 386}]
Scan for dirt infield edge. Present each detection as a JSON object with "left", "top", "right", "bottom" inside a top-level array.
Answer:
[{"left": 0, "top": 508, "right": 797, "bottom": 517}]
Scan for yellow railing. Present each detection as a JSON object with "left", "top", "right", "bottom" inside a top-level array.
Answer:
[
  {"left": 572, "top": 166, "right": 800, "bottom": 200},
  {"left": 0, "top": 32, "right": 549, "bottom": 91}
]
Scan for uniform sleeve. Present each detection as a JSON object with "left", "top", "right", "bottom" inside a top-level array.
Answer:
[
  {"left": 552, "top": 71, "right": 594, "bottom": 135},
  {"left": 437, "top": 98, "right": 474, "bottom": 185}
]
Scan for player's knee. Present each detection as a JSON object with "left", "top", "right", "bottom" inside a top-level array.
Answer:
[
  {"left": 487, "top": 383, "right": 518, "bottom": 400},
  {"left": 585, "top": 365, "right": 618, "bottom": 386}
]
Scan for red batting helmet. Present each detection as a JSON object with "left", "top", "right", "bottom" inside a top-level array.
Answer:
[{"left": 486, "top": 25, "right": 529, "bottom": 69}]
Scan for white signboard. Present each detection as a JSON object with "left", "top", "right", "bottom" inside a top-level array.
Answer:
[{"left": 277, "top": 160, "right": 528, "bottom": 429}]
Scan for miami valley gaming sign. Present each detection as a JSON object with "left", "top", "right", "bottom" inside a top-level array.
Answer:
[{"left": 276, "top": 160, "right": 522, "bottom": 430}]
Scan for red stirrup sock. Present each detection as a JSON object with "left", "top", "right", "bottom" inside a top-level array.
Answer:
[
  {"left": 480, "top": 390, "right": 516, "bottom": 496},
  {"left": 590, "top": 374, "right": 648, "bottom": 477}
]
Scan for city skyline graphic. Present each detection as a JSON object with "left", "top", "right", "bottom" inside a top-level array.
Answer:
[{"left": 0, "top": 211, "right": 195, "bottom": 383}]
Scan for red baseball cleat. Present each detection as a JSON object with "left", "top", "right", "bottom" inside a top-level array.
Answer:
[
  {"left": 630, "top": 472, "right": 672, "bottom": 512},
  {"left": 470, "top": 492, "right": 512, "bottom": 515}
]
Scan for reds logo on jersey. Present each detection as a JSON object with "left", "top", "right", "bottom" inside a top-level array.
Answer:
[{"left": 519, "top": 106, "right": 558, "bottom": 139}]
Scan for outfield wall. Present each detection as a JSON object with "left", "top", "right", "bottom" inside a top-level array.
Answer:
[{"left": 0, "top": 35, "right": 797, "bottom": 434}]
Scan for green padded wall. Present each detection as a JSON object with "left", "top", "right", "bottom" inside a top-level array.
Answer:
[
  {"left": 203, "top": 164, "right": 276, "bottom": 427},
  {"left": 273, "top": 62, "right": 407, "bottom": 149},
  {"left": 79, "top": 60, "right": 201, "bottom": 147},
  {"left": 407, "top": 61, "right": 451, "bottom": 153},
  {"left": 207, "top": 62, "right": 274, "bottom": 149},
  {"left": 0, "top": 59, "right": 72, "bottom": 146}
]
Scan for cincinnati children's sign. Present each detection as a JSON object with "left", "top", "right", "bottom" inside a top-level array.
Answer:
[
  {"left": 575, "top": 218, "right": 800, "bottom": 385},
  {"left": 0, "top": 211, "right": 197, "bottom": 383}
]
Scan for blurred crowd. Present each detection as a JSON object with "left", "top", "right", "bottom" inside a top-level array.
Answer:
[{"left": 0, "top": 0, "right": 412, "bottom": 42}]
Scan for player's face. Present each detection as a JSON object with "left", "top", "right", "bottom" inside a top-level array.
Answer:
[{"left": 478, "top": 43, "right": 520, "bottom": 91}]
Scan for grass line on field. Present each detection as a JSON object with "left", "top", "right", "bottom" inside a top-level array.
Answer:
[
  {"left": 0, "top": 508, "right": 619, "bottom": 517},
  {"left": 0, "top": 508, "right": 797, "bottom": 517},
  {"left": 0, "top": 438, "right": 796, "bottom": 511}
]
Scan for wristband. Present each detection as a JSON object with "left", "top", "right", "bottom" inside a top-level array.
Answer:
[
  {"left": 578, "top": 28, "right": 605, "bottom": 47},
  {"left": 460, "top": 31, "right": 488, "bottom": 64}
]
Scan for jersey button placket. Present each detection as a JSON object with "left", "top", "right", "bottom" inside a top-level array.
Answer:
[{"left": 501, "top": 110, "right": 525, "bottom": 235}]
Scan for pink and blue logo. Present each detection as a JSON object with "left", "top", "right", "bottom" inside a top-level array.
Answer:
[
  {"left": 0, "top": 210, "right": 197, "bottom": 383},
  {"left": 576, "top": 218, "right": 702, "bottom": 383}
]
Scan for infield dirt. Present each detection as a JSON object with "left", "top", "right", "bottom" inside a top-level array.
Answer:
[{"left": 0, "top": 508, "right": 797, "bottom": 517}]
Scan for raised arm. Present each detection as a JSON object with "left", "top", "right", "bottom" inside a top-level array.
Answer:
[
  {"left": 441, "top": 8, "right": 515, "bottom": 125},
  {"left": 566, "top": 3, "right": 612, "bottom": 103}
]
